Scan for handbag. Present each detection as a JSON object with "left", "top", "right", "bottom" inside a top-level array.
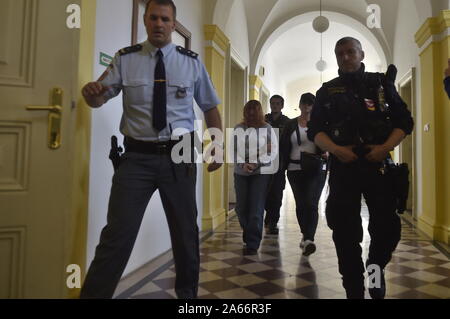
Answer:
[{"left": 300, "top": 152, "right": 323, "bottom": 175}]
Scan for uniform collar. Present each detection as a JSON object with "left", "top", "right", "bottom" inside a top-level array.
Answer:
[
  {"left": 338, "top": 63, "right": 366, "bottom": 84},
  {"left": 143, "top": 40, "right": 176, "bottom": 57}
]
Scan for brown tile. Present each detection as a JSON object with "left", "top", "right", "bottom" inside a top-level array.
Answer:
[
  {"left": 222, "top": 256, "right": 255, "bottom": 266},
  {"left": 252, "top": 269, "right": 291, "bottom": 280},
  {"left": 210, "top": 267, "right": 248, "bottom": 278},
  {"left": 245, "top": 282, "right": 287, "bottom": 297},
  {"left": 408, "top": 248, "right": 441, "bottom": 257},
  {"left": 297, "top": 271, "right": 318, "bottom": 283},
  {"left": 198, "top": 294, "right": 220, "bottom": 299},
  {"left": 434, "top": 277, "right": 450, "bottom": 288},
  {"left": 385, "top": 264, "right": 417, "bottom": 275},
  {"left": 388, "top": 276, "right": 429, "bottom": 289},
  {"left": 199, "top": 279, "right": 240, "bottom": 293},
  {"left": 261, "top": 259, "right": 284, "bottom": 268},
  {"left": 153, "top": 277, "right": 175, "bottom": 290},
  {"left": 131, "top": 291, "right": 175, "bottom": 299},
  {"left": 390, "top": 256, "right": 412, "bottom": 264},
  {"left": 415, "top": 256, "right": 449, "bottom": 266},
  {"left": 425, "top": 266, "right": 450, "bottom": 277},
  {"left": 391, "top": 289, "right": 440, "bottom": 299}
]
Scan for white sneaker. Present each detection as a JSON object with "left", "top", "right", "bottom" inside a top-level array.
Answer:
[{"left": 302, "top": 240, "right": 316, "bottom": 256}]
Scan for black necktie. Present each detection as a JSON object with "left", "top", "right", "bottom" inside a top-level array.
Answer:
[{"left": 153, "top": 49, "right": 167, "bottom": 131}]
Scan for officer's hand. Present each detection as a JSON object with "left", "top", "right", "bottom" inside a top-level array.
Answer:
[
  {"left": 445, "top": 59, "right": 450, "bottom": 78},
  {"left": 82, "top": 82, "right": 110, "bottom": 98},
  {"left": 333, "top": 145, "right": 358, "bottom": 163},
  {"left": 207, "top": 162, "right": 223, "bottom": 173},
  {"left": 365, "top": 145, "right": 390, "bottom": 163}
]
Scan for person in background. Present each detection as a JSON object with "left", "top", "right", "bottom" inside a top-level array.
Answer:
[
  {"left": 233, "top": 100, "right": 275, "bottom": 255},
  {"left": 264, "top": 95, "right": 290, "bottom": 235},
  {"left": 280, "top": 93, "right": 327, "bottom": 256},
  {"left": 444, "top": 58, "right": 450, "bottom": 99}
]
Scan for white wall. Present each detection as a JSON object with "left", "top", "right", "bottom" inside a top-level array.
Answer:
[
  {"left": 392, "top": 0, "right": 424, "bottom": 218},
  {"left": 88, "top": 0, "right": 207, "bottom": 277},
  {"left": 225, "top": 0, "right": 250, "bottom": 66}
]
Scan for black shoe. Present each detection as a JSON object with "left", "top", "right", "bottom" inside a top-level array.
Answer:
[
  {"left": 367, "top": 262, "right": 386, "bottom": 299},
  {"left": 243, "top": 247, "right": 258, "bottom": 255},
  {"left": 267, "top": 226, "right": 279, "bottom": 235},
  {"left": 302, "top": 240, "right": 316, "bottom": 256}
]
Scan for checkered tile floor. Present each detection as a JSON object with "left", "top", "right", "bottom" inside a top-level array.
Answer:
[{"left": 117, "top": 186, "right": 450, "bottom": 299}]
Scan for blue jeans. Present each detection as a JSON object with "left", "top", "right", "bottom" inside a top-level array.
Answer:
[{"left": 234, "top": 174, "right": 271, "bottom": 249}]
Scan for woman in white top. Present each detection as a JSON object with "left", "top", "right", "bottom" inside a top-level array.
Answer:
[
  {"left": 279, "top": 93, "right": 327, "bottom": 256},
  {"left": 233, "top": 100, "right": 275, "bottom": 255}
]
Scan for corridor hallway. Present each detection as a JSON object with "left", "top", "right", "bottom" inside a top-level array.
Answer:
[{"left": 114, "top": 187, "right": 450, "bottom": 299}]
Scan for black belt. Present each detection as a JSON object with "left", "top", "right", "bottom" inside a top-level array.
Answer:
[{"left": 124, "top": 137, "right": 177, "bottom": 155}]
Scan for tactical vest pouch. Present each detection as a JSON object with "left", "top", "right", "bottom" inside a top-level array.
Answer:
[{"left": 385, "top": 163, "right": 410, "bottom": 214}]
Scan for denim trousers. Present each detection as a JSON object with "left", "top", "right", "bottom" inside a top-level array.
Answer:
[{"left": 234, "top": 173, "right": 271, "bottom": 249}]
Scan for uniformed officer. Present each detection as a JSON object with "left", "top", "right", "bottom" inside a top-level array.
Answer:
[
  {"left": 308, "top": 37, "right": 414, "bottom": 299},
  {"left": 444, "top": 58, "right": 450, "bottom": 99},
  {"left": 264, "top": 95, "right": 290, "bottom": 234},
  {"left": 80, "top": 0, "right": 222, "bottom": 299}
]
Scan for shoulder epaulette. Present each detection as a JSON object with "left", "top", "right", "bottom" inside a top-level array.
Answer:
[
  {"left": 118, "top": 44, "right": 143, "bottom": 56},
  {"left": 176, "top": 46, "right": 198, "bottom": 59}
]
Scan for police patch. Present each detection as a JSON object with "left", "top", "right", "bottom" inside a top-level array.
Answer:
[{"left": 364, "top": 99, "right": 376, "bottom": 111}]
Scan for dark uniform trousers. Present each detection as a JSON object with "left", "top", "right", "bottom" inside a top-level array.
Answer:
[
  {"left": 326, "top": 157, "right": 401, "bottom": 297},
  {"left": 264, "top": 168, "right": 286, "bottom": 227},
  {"left": 80, "top": 151, "right": 199, "bottom": 299}
]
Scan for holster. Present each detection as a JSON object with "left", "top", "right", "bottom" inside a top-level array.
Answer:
[{"left": 385, "top": 163, "right": 409, "bottom": 214}]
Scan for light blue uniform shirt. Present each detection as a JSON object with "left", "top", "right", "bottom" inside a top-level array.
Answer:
[{"left": 100, "top": 40, "right": 221, "bottom": 141}]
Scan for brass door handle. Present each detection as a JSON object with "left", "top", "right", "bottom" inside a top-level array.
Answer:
[
  {"left": 26, "top": 105, "right": 62, "bottom": 113},
  {"left": 25, "top": 88, "right": 63, "bottom": 150}
]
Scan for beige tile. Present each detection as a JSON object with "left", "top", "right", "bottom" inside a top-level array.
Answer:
[
  {"left": 199, "top": 271, "right": 223, "bottom": 283},
  {"left": 132, "top": 281, "right": 161, "bottom": 295},
  {"left": 271, "top": 277, "right": 311, "bottom": 290},
  {"left": 207, "top": 251, "right": 240, "bottom": 260},
  {"left": 200, "top": 261, "right": 233, "bottom": 271},
  {"left": 400, "top": 260, "right": 435, "bottom": 270},
  {"left": 214, "top": 288, "right": 260, "bottom": 299},
  {"left": 405, "top": 271, "right": 447, "bottom": 283},
  {"left": 416, "top": 284, "right": 450, "bottom": 298},
  {"left": 263, "top": 291, "right": 307, "bottom": 299},
  {"left": 227, "top": 274, "right": 266, "bottom": 287},
  {"left": 385, "top": 283, "right": 411, "bottom": 296},
  {"left": 153, "top": 269, "right": 176, "bottom": 280},
  {"left": 237, "top": 262, "right": 273, "bottom": 273}
]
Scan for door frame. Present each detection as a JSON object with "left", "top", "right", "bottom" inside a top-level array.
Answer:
[{"left": 397, "top": 68, "right": 417, "bottom": 219}]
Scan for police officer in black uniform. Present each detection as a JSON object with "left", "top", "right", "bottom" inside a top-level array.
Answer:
[
  {"left": 264, "top": 95, "right": 290, "bottom": 234},
  {"left": 444, "top": 58, "right": 450, "bottom": 99},
  {"left": 308, "top": 37, "right": 414, "bottom": 299}
]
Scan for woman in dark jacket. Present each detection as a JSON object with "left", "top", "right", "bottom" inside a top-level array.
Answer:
[{"left": 280, "top": 93, "right": 327, "bottom": 256}]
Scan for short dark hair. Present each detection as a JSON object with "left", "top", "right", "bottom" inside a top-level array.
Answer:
[
  {"left": 300, "top": 93, "right": 315, "bottom": 105},
  {"left": 145, "top": 0, "right": 177, "bottom": 20},
  {"left": 270, "top": 95, "right": 284, "bottom": 105},
  {"left": 335, "top": 37, "right": 362, "bottom": 52}
]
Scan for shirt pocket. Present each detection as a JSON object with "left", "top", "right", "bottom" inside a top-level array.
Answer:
[
  {"left": 167, "top": 79, "right": 194, "bottom": 104},
  {"left": 122, "top": 79, "right": 151, "bottom": 105}
]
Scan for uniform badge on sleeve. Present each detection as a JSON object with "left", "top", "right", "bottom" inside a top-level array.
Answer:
[{"left": 364, "top": 99, "right": 376, "bottom": 111}]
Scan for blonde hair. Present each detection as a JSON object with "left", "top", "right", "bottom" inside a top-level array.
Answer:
[{"left": 242, "top": 100, "right": 266, "bottom": 128}]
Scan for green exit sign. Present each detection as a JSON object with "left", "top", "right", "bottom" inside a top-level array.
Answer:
[{"left": 100, "top": 52, "right": 113, "bottom": 67}]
